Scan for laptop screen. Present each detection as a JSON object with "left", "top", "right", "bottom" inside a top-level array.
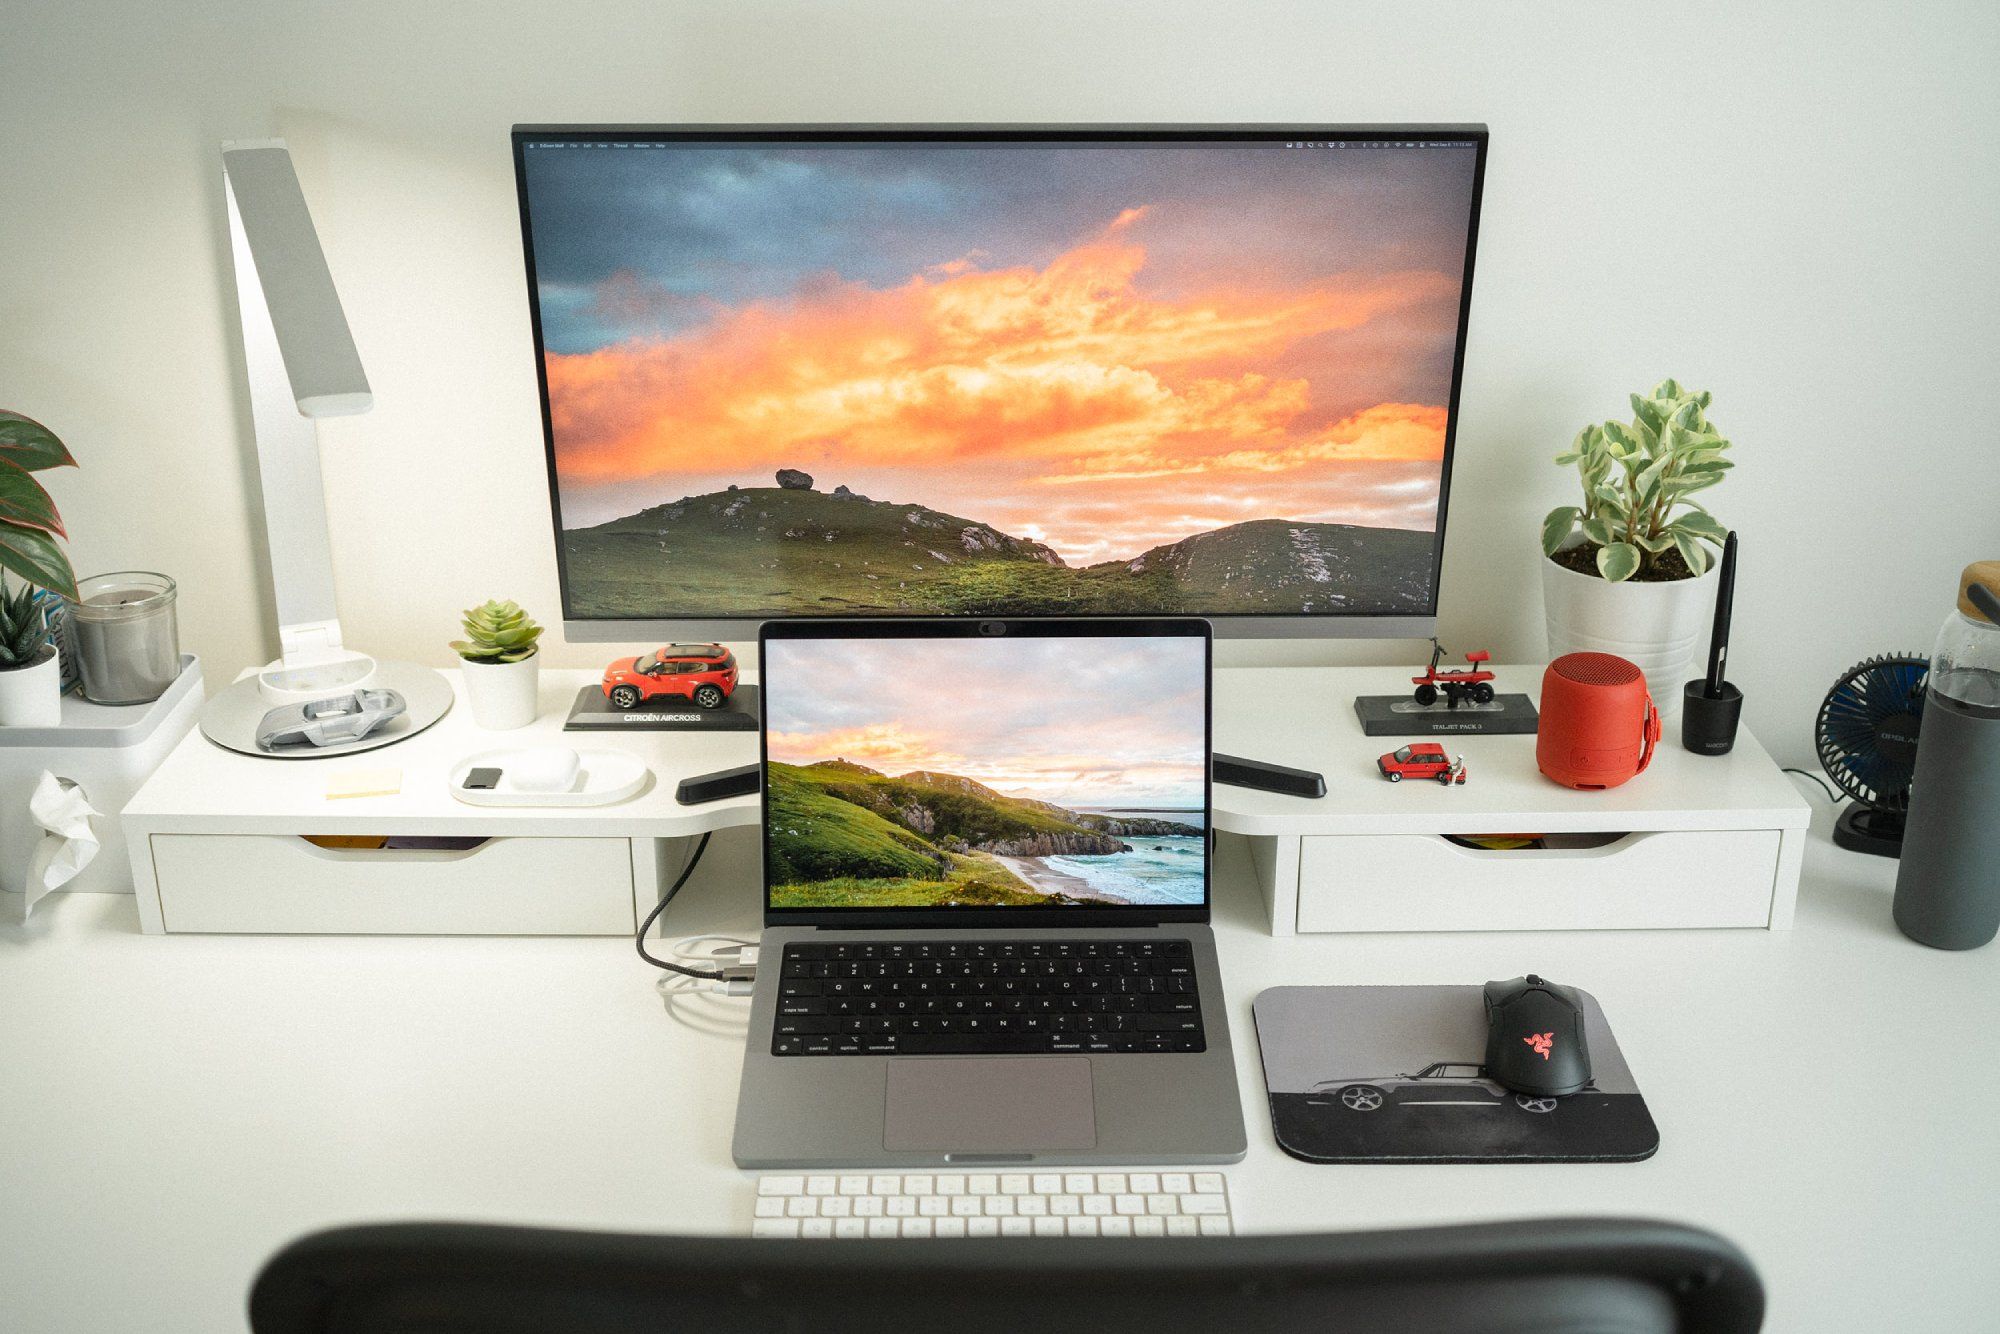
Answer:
[{"left": 761, "top": 621, "right": 1210, "bottom": 923}]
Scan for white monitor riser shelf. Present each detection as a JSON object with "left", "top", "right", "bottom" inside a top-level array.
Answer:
[{"left": 117, "top": 665, "right": 1808, "bottom": 936}]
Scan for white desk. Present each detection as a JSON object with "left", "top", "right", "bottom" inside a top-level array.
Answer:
[{"left": 1, "top": 811, "right": 1993, "bottom": 1332}]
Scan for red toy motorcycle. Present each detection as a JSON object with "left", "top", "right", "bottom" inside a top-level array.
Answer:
[{"left": 1412, "top": 638, "right": 1495, "bottom": 709}]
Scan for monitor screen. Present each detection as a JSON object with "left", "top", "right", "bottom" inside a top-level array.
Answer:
[
  {"left": 514, "top": 127, "right": 1486, "bottom": 635},
  {"left": 759, "top": 623, "right": 1209, "bottom": 917}
]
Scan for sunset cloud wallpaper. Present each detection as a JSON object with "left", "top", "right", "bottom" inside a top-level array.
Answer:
[
  {"left": 761, "top": 635, "right": 1208, "bottom": 909},
  {"left": 520, "top": 136, "right": 1481, "bottom": 619}
]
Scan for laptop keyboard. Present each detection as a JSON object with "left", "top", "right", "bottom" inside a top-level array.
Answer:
[{"left": 772, "top": 939, "right": 1205, "bottom": 1057}]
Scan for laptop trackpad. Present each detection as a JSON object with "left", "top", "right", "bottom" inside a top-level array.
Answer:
[{"left": 883, "top": 1057, "right": 1097, "bottom": 1153}]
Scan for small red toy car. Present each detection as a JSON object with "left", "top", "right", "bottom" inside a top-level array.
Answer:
[
  {"left": 1379, "top": 743, "right": 1468, "bottom": 785},
  {"left": 1413, "top": 639, "right": 1495, "bottom": 709},
  {"left": 601, "top": 644, "right": 739, "bottom": 710}
]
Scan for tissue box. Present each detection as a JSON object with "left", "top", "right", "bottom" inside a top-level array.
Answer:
[{"left": 0, "top": 654, "right": 203, "bottom": 897}]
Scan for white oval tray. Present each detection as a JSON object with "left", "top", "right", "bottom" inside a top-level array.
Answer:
[{"left": 447, "top": 748, "right": 650, "bottom": 807}]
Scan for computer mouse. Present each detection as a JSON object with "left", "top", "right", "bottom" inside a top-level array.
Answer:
[{"left": 1483, "top": 974, "right": 1592, "bottom": 1097}]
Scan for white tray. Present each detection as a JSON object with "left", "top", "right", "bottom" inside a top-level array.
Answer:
[{"left": 447, "top": 748, "right": 650, "bottom": 807}]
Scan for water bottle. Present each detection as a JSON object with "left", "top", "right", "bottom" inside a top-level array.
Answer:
[{"left": 1893, "top": 562, "right": 2000, "bottom": 949}]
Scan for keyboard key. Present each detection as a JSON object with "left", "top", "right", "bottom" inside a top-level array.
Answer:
[
  {"left": 752, "top": 1219, "right": 801, "bottom": 1238},
  {"left": 1162, "top": 1173, "right": 1192, "bottom": 1194},
  {"left": 903, "top": 1218, "right": 932, "bottom": 1238},
  {"left": 1114, "top": 1195, "right": 1145, "bottom": 1216},
  {"left": 1194, "top": 1173, "right": 1224, "bottom": 1194},
  {"left": 1034, "top": 1217, "right": 1065, "bottom": 1237},
  {"left": 983, "top": 1196, "right": 1015, "bottom": 1216},
  {"left": 1099, "top": 1173, "right": 1128, "bottom": 1194},
  {"left": 969, "top": 1174, "right": 998, "bottom": 1195},
  {"left": 1064, "top": 1173, "right": 1093, "bottom": 1193},
  {"left": 936, "top": 1218, "right": 967, "bottom": 1238},
  {"left": 754, "top": 1199, "right": 785, "bottom": 1218},
  {"left": 838, "top": 1175, "right": 869, "bottom": 1195},
  {"left": 785, "top": 1198, "right": 816, "bottom": 1218},
  {"left": 1182, "top": 1193, "right": 1228, "bottom": 1215},
  {"left": 938, "top": 1175, "right": 966, "bottom": 1196},
  {"left": 1167, "top": 1217, "right": 1198, "bottom": 1236},
  {"left": 1147, "top": 1195, "right": 1179, "bottom": 1216},
  {"left": 1032, "top": 1174, "right": 1062, "bottom": 1194},
  {"left": 806, "top": 1176, "right": 836, "bottom": 1196},
  {"left": 887, "top": 1197, "right": 916, "bottom": 1217},
  {"left": 951, "top": 1197, "right": 981, "bottom": 1217},
  {"left": 1050, "top": 1196, "right": 1081, "bottom": 1216},
  {"left": 867, "top": 1218, "right": 898, "bottom": 1239},
  {"left": 1102, "top": 1217, "right": 1133, "bottom": 1237},
  {"left": 1135, "top": 1216, "right": 1166, "bottom": 1236},
  {"left": 1199, "top": 1216, "right": 1231, "bottom": 1236},
  {"left": 1067, "top": 1217, "right": 1100, "bottom": 1237},
  {"left": 919, "top": 1197, "right": 948, "bottom": 1217},
  {"left": 802, "top": 1218, "right": 833, "bottom": 1239},
  {"left": 854, "top": 1197, "right": 884, "bottom": 1217},
  {"left": 820, "top": 1197, "right": 851, "bottom": 1217},
  {"left": 1001, "top": 1174, "right": 1031, "bottom": 1195},
  {"left": 969, "top": 1217, "right": 1000, "bottom": 1237},
  {"left": 1129, "top": 1173, "right": 1159, "bottom": 1194},
  {"left": 1002, "top": 1218, "right": 1032, "bottom": 1236},
  {"left": 834, "top": 1218, "right": 864, "bottom": 1239}
]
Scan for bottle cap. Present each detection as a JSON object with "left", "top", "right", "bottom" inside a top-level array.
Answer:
[{"left": 1958, "top": 561, "right": 2000, "bottom": 622}]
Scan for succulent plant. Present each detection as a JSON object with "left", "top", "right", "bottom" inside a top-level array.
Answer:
[
  {"left": 0, "top": 579, "right": 54, "bottom": 669},
  {"left": 1541, "top": 378, "right": 1733, "bottom": 581},
  {"left": 451, "top": 599, "right": 543, "bottom": 664}
]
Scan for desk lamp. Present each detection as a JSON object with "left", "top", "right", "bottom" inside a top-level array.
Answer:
[{"left": 198, "top": 140, "right": 450, "bottom": 757}]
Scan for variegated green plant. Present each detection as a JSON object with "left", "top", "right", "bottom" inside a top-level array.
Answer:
[
  {"left": 450, "top": 599, "right": 543, "bottom": 663},
  {"left": 1541, "top": 379, "right": 1733, "bottom": 581}
]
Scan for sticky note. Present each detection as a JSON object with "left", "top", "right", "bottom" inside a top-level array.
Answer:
[{"left": 326, "top": 768, "right": 402, "bottom": 800}]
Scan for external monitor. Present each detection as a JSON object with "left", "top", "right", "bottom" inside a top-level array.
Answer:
[{"left": 512, "top": 126, "right": 1487, "bottom": 639}]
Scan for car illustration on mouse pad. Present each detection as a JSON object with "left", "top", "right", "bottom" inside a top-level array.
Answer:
[
  {"left": 1304, "top": 1061, "right": 1598, "bottom": 1115},
  {"left": 601, "top": 644, "right": 739, "bottom": 710}
]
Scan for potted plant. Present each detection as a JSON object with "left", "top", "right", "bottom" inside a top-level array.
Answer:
[
  {"left": 0, "top": 410, "right": 79, "bottom": 727},
  {"left": 1540, "top": 379, "right": 1733, "bottom": 714},
  {"left": 451, "top": 599, "right": 544, "bottom": 729}
]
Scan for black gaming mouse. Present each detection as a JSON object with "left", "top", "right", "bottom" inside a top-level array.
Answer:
[{"left": 1483, "top": 974, "right": 1592, "bottom": 1097}]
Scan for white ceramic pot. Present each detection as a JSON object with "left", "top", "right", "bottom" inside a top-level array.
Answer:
[
  {"left": 460, "top": 653, "right": 539, "bottom": 730},
  {"left": 0, "top": 649, "right": 63, "bottom": 727},
  {"left": 1541, "top": 547, "right": 1718, "bottom": 718}
]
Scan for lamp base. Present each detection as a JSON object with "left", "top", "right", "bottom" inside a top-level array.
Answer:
[{"left": 200, "top": 660, "right": 453, "bottom": 759}]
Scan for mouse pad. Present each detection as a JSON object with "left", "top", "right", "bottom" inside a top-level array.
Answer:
[{"left": 1252, "top": 986, "right": 1658, "bottom": 1164}]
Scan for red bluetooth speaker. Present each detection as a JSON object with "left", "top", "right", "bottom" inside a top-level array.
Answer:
[{"left": 1537, "top": 653, "right": 1660, "bottom": 789}]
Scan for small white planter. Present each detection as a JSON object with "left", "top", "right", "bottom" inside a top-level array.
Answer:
[
  {"left": 0, "top": 649, "right": 63, "bottom": 727},
  {"left": 459, "top": 653, "right": 539, "bottom": 730},
  {"left": 1541, "top": 547, "right": 1718, "bottom": 718}
]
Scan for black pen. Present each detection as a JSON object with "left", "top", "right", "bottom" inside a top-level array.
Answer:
[{"left": 1705, "top": 531, "right": 1738, "bottom": 699}]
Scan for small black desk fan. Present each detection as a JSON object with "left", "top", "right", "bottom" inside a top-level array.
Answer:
[{"left": 1815, "top": 653, "right": 1928, "bottom": 857}]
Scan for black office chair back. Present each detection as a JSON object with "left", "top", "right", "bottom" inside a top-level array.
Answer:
[{"left": 251, "top": 1216, "right": 1763, "bottom": 1334}]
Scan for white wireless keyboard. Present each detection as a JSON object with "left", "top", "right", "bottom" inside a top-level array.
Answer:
[{"left": 751, "top": 1170, "right": 1233, "bottom": 1239}]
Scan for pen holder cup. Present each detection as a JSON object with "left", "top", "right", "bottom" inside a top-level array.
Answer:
[{"left": 1681, "top": 680, "right": 1743, "bottom": 756}]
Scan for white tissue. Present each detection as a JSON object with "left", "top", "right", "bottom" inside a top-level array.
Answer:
[{"left": 22, "top": 772, "right": 101, "bottom": 920}]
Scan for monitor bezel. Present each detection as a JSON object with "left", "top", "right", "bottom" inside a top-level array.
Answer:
[
  {"left": 757, "top": 616, "right": 1214, "bottom": 929},
  {"left": 511, "top": 124, "right": 1488, "bottom": 642}
]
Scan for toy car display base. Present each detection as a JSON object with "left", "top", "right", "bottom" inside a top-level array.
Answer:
[
  {"left": 1352, "top": 693, "right": 1540, "bottom": 736},
  {"left": 1251, "top": 984, "right": 1658, "bottom": 1164},
  {"left": 198, "top": 661, "right": 454, "bottom": 760},
  {"left": 562, "top": 683, "right": 759, "bottom": 732}
]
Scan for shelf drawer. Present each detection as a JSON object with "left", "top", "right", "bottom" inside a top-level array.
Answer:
[
  {"left": 148, "top": 834, "right": 638, "bottom": 935},
  {"left": 1295, "top": 829, "right": 1782, "bottom": 933}
]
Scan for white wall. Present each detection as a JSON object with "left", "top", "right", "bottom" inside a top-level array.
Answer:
[{"left": 4, "top": 1, "right": 1996, "bottom": 768}]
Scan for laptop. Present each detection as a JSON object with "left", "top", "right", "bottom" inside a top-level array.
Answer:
[{"left": 733, "top": 617, "right": 1247, "bottom": 1169}]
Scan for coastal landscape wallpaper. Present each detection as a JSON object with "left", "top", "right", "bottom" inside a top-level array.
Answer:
[
  {"left": 762, "top": 636, "right": 1207, "bottom": 909},
  {"left": 520, "top": 139, "right": 1479, "bottom": 617}
]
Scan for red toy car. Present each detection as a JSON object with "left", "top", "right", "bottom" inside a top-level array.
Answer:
[
  {"left": 602, "top": 644, "right": 739, "bottom": 710},
  {"left": 1413, "top": 639, "right": 1496, "bottom": 709},
  {"left": 1379, "top": 743, "right": 1468, "bottom": 785}
]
